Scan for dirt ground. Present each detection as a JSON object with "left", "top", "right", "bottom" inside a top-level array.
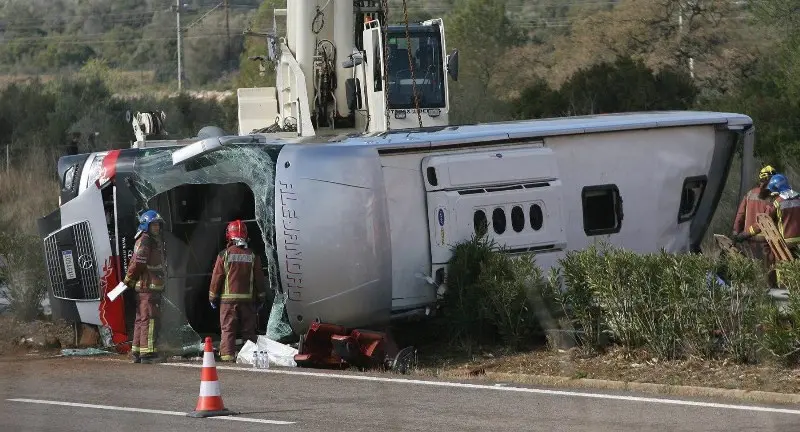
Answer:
[
  {"left": 414, "top": 346, "right": 800, "bottom": 394},
  {"left": 2, "top": 315, "right": 799, "bottom": 395},
  {"left": 0, "top": 315, "right": 74, "bottom": 357}
]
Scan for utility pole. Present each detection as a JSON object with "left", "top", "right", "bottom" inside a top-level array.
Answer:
[
  {"left": 176, "top": 0, "right": 183, "bottom": 91},
  {"left": 224, "top": 0, "right": 231, "bottom": 71}
]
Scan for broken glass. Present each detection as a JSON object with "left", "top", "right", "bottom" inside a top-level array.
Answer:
[{"left": 128, "top": 143, "right": 294, "bottom": 355}]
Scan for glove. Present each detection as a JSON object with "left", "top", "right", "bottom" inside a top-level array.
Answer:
[
  {"left": 209, "top": 299, "right": 217, "bottom": 310},
  {"left": 734, "top": 232, "right": 752, "bottom": 243}
]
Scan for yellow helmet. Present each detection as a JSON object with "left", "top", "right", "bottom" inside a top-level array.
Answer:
[{"left": 759, "top": 165, "right": 777, "bottom": 180}]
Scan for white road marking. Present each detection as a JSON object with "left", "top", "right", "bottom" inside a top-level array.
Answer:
[
  {"left": 166, "top": 362, "right": 800, "bottom": 416},
  {"left": 6, "top": 398, "right": 295, "bottom": 425}
]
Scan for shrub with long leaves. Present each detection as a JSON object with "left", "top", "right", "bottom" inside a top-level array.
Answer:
[
  {"left": 553, "top": 242, "right": 769, "bottom": 361},
  {"left": 442, "top": 234, "right": 554, "bottom": 350}
]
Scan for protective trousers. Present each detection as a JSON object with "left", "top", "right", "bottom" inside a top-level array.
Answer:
[
  {"left": 219, "top": 302, "right": 257, "bottom": 360},
  {"left": 742, "top": 240, "right": 777, "bottom": 288},
  {"left": 131, "top": 292, "right": 161, "bottom": 356}
]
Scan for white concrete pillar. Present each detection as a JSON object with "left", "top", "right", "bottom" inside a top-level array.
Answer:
[{"left": 333, "top": 0, "right": 355, "bottom": 117}]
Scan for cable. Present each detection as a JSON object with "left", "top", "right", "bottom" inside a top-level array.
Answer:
[
  {"left": 2, "top": 31, "right": 248, "bottom": 46},
  {"left": 380, "top": 0, "right": 391, "bottom": 130},
  {"left": 401, "top": 0, "right": 423, "bottom": 128}
]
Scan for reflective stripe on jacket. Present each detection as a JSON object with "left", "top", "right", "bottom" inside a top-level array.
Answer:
[
  {"left": 745, "top": 194, "right": 800, "bottom": 244},
  {"left": 123, "top": 233, "right": 165, "bottom": 293},
  {"left": 734, "top": 187, "right": 770, "bottom": 238},
  {"left": 209, "top": 245, "right": 267, "bottom": 303},
  {"left": 775, "top": 196, "right": 800, "bottom": 244}
]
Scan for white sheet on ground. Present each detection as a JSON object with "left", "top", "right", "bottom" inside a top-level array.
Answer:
[{"left": 236, "top": 335, "right": 298, "bottom": 367}]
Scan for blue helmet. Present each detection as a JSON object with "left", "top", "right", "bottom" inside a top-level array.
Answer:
[
  {"left": 136, "top": 209, "right": 164, "bottom": 236},
  {"left": 767, "top": 174, "right": 791, "bottom": 194}
]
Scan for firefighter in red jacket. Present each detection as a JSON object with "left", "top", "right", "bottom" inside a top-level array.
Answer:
[
  {"left": 733, "top": 165, "right": 776, "bottom": 238},
  {"left": 122, "top": 209, "right": 166, "bottom": 364},
  {"left": 209, "top": 220, "right": 267, "bottom": 362},
  {"left": 732, "top": 165, "right": 777, "bottom": 285},
  {"left": 738, "top": 173, "right": 800, "bottom": 287}
]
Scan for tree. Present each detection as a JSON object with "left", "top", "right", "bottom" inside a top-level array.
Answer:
[
  {"left": 184, "top": 12, "right": 248, "bottom": 87},
  {"left": 700, "top": 0, "right": 800, "bottom": 166},
  {"left": 510, "top": 78, "right": 564, "bottom": 120},
  {"left": 542, "top": 0, "right": 753, "bottom": 94},
  {"left": 513, "top": 57, "right": 697, "bottom": 119},
  {"left": 444, "top": 0, "right": 526, "bottom": 123},
  {"left": 236, "top": 0, "right": 286, "bottom": 89}
]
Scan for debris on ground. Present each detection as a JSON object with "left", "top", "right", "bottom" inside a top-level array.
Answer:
[{"left": 60, "top": 348, "right": 113, "bottom": 356}]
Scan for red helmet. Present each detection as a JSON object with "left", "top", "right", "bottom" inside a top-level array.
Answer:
[{"left": 226, "top": 220, "right": 248, "bottom": 243}]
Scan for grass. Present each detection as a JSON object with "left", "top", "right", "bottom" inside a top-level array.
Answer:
[
  {"left": 0, "top": 149, "right": 60, "bottom": 321},
  {"left": 0, "top": 147, "right": 60, "bottom": 234}
]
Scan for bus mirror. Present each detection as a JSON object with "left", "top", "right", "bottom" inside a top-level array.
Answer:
[{"left": 447, "top": 49, "right": 459, "bottom": 82}]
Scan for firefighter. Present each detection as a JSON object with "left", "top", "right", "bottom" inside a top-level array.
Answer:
[
  {"left": 733, "top": 165, "right": 776, "bottom": 246},
  {"left": 732, "top": 165, "right": 777, "bottom": 285},
  {"left": 122, "top": 209, "right": 166, "bottom": 364},
  {"left": 733, "top": 165, "right": 776, "bottom": 238},
  {"left": 209, "top": 220, "right": 267, "bottom": 362},
  {"left": 737, "top": 173, "right": 800, "bottom": 287}
]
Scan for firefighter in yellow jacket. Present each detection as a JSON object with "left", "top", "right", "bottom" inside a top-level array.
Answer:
[
  {"left": 122, "top": 209, "right": 166, "bottom": 364},
  {"left": 209, "top": 220, "right": 267, "bottom": 362}
]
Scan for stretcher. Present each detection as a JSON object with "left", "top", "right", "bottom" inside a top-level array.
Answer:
[{"left": 756, "top": 213, "right": 795, "bottom": 262}]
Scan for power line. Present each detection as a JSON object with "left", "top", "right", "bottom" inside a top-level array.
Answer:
[
  {"left": 0, "top": 32, "right": 247, "bottom": 46},
  {"left": 0, "top": 5, "right": 259, "bottom": 29}
]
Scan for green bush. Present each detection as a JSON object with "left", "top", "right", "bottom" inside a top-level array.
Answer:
[
  {"left": 759, "top": 260, "right": 800, "bottom": 366},
  {"left": 0, "top": 231, "right": 49, "bottom": 322},
  {"left": 441, "top": 236, "right": 800, "bottom": 366},
  {"left": 549, "top": 243, "right": 608, "bottom": 351},
  {"left": 549, "top": 243, "right": 770, "bottom": 362},
  {"left": 442, "top": 234, "right": 558, "bottom": 351}
]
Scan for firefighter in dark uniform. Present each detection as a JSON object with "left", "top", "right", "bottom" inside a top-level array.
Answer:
[
  {"left": 209, "top": 220, "right": 267, "bottom": 362},
  {"left": 738, "top": 173, "right": 800, "bottom": 287},
  {"left": 123, "top": 209, "right": 166, "bottom": 364}
]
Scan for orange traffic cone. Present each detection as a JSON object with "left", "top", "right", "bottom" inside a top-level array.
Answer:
[{"left": 187, "top": 337, "right": 235, "bottom": 418}]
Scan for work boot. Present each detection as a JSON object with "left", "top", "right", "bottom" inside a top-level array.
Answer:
[
  {"left": 131, "top": 351, "right": 141, "bottom": 364},
  {"left": 139, "top": 353, "right": 163, "bottom": 364}
]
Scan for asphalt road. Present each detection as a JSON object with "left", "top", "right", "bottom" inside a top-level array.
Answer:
[{"left": 0, "top": 356, "right": 798, "bottom": 432}]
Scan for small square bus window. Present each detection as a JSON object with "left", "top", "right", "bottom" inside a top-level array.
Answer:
[
  {"left": 582, "top": 184, "right": 623, "bottom": 236},
  {"left": 678, "top": 176, "right": 707, "bottom": 223}
]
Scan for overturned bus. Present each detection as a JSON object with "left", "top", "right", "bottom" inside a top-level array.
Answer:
[{"left": 37, "top": 111, "right": 757, "bottom": 358}]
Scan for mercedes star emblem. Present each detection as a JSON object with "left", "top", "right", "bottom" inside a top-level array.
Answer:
[{"left": 78, "top": 254, "right": 93, "bottom": 270}]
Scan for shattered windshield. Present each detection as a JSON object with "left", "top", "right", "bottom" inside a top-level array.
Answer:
[{"left": 128, "top": 143, "right": 294, "bottom": 355}]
